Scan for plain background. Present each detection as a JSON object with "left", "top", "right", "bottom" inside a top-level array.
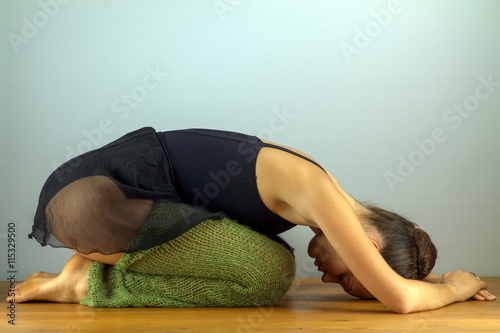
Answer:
[{"left": 1, "top": 0, "right": 499, "bottom": 281}]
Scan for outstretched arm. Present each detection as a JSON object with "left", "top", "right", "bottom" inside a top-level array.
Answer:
[
  {"left": 257, "top": 149, "right": 490, "bottom": 313},
  {"left": 309, "top": 176, "right": 491, "bottom": 312},
  {"left": 301, "top": 174, "right": 464, "bottom": 312}
]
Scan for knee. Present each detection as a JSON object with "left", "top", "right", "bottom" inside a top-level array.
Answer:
[{"left": 240, "top": 242, "right": 296, "bottom": 306}]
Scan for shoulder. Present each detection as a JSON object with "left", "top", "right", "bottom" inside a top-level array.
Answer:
[{"left": 255, "top": 145, "right": 332, "bottom": 227}]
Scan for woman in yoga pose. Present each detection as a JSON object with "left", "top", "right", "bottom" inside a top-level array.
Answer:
[{"left": 9, "top": 128, "right": 495, "bottom": 312}]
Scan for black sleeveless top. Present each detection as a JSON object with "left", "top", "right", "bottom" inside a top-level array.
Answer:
[
  {"left": 160, "top": 129, "right": 324, "bottom": 236},
  {"left": 29, "top": 127, "right": 324, "bottom": 254}
]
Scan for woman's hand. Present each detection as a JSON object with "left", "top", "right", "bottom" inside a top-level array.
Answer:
[
  {"left": 472, "top": 289, "right": 496, "bottom": 301},
  {"left": 441, "top": 270, "right": 496, "bottom": 302}
]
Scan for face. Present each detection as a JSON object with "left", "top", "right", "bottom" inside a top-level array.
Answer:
[{"left": 307, "top": 232, "right": 375, "bottom": 300}]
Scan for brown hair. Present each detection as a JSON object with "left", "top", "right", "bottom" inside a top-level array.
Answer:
[{"left": 361, "top": 205, "right": 437, "bottom": 280}]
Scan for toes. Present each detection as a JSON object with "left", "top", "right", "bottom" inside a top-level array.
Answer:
[
  {"left": 7, "top": 291, "right": 24, "bottom": 303},
  {"left": 8, "top": 277, "right": 52, "bottom": 303}
]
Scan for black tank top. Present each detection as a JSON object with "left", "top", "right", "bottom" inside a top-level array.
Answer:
[
  {"left": 30, "top": 127, "right": 324, "bottom": 254},
  {"left": 160, "top": 129, "right": 325, "bottom": 236}
]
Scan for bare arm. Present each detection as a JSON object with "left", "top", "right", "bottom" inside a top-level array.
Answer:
[
  {"left": 310, "top": 176, "right": 491, "bottom": 312},
  {"left": 302, "top": 175, "right": 469, "bottom": 312},
  {"left": 258, "top": 149, "right": 488, "bottom": 313}
]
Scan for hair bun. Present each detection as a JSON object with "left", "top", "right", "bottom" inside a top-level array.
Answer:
[
  {"left": 362, "top": 204, "right": 438, "bottom": 280},
  {"left": 414, "top": 229, "right": 437, "bottom": 279}
]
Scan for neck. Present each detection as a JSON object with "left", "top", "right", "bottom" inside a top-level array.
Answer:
[
  {"left": 327, "top": 173, "right": 371, "bottom": 223},
  {"left": 335, "top": 185, "right": 369, "bottom": 217}
]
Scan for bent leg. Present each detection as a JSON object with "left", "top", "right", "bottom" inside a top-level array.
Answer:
[
  {"left": 81, "top": 218, "right": 296, "bottom": 308},
  {"left": 8, "top": 254, "right": 93, "bottom": 303},
  {"left": 9, "top": 250, "right": 123, "bottom": 303}
]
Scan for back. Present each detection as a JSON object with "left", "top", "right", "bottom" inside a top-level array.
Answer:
[{"left": 160, "top": 129, "right": 296, "bottom": 236}]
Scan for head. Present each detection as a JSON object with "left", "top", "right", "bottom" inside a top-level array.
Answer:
[
  {"left": 308, "top": 204, "right": 437, "bottom": 299},
  {"left": 308, "top": 230, "right": 377, "bottom": 299}
]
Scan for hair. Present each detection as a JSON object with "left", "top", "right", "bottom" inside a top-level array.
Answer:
[{"left": 360, "top": 205, "right": 437, "bottom": 280}]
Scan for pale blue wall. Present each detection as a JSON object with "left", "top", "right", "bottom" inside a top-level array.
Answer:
[{"left": 1, "top": 0, "right": 499, "bottom": 280}]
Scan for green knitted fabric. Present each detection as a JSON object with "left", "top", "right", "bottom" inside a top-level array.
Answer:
[{"left": 80, "top": 204, "right": 296, "bottom": 308}]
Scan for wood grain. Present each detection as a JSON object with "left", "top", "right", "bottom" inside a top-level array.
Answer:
[{"left": 1, "top": 277, "right": 499, "bottom": 332}]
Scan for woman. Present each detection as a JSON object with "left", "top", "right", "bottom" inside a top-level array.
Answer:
[{"left": 10, "top": 127, "right": 495, "bottom": 312}]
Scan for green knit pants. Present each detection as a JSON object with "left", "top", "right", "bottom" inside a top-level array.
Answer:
[{"left": 80, "top": 218, "right": 296, "bottom": 308}]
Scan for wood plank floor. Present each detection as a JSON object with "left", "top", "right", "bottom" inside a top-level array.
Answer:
[{"left": 1, "top": 277, "right": 499, "bottom": 332}]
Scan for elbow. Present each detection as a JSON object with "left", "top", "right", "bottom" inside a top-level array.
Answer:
[
  {"left": 385, "top": 289, "right": 414, "bottom": 314},
  {"left": 390, "top": 302, "right": 413, "bottom": 314}
]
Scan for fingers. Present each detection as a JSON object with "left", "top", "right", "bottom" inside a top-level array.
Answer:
[
  {"left": 442, "top": 270, "right": 496, "bottom": 302},
  {"left": 470, "top": 274, "right": 495, "bottom": 301},
  {"left": 471, "top": 289, "right": 496, "bottom": 301}
]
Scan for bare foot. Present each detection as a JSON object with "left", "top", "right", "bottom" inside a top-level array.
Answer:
[
  {"left": 7, "top": 254, "right": 94, "bottom": 304},
  {"left": 14, "top": 271, "right": 60, "bottom": 293}
]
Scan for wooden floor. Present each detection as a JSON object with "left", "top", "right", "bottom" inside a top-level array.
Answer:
[{"left": 1, "top": 278, "right": 499, "bottom": 332}]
